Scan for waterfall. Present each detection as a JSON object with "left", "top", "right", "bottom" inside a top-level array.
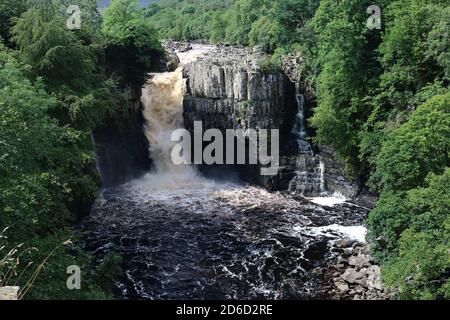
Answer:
[
  {"left": 288, "top": 157, "right": 308, "bottom": 194},
  {"left": 288, "top": 86, "right": 330, "bottom": 196},
  {"left": 139, "top": 45, "right": 213, "bottom": 190},
  {"left": 292, "top": 86, "right": 312, "bottom": 155},
  {"left": 141, "top": 67, "right": 186, "bottom": 173},
  {"left": 319, "top": 160, "right": 326, "bottom": 194}
]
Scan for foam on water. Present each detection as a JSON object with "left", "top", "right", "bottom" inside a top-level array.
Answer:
[{"left": 309, "top": 192, "right": 347, "bottom": 207}]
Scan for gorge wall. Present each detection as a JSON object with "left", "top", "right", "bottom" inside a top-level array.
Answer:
[
  {"left": 183, "top": 46, "right": 298, "bottom": 187},
  {"left": 182, "top": 45, "right": 360, "bottom": 198}
]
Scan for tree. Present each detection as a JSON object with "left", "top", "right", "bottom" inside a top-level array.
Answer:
[
  {"left": 0, "top": 0, "right": 27, "bottom": 47},
  {"left": 11, "top": 1, "right": 95, "bottom": 93},
  {"left": 367, "top": 93, "right": 449, "bottom": 263},
  {"left": 0, "top": 47, "right": 110, "bottom": 299},
  {"left": 373, "top": 93, "right": 449, "bottom": 192},
  {"left": 103, "top": 0, "right": 162, "bottom": 88},
  {"left": 382, "top": 169, "right": 450, "bottom": 299}
]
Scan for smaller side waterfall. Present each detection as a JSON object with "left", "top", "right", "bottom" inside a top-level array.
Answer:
[
  {"left": 288, "top": 156, "right": 327, "bottom": 196},
  {"left": 292, "top": 87, "right": 312, "bottom": 155},
  {"left": 319, "top": 160, "right": 326, "bottom": 194},
  {"left": 288, "top": 157, "right": 309, "bottom": 194},
  {"left": 288, "top": 86, "right": 328, "bottom": 196}
]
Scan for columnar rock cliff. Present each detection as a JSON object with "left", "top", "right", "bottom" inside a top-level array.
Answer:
[
  {"left": 183, "top": 46, "right": 297, "bottom": 136},
  {"left": 182, "top": 46, "right": 298, "bottom": 186}
]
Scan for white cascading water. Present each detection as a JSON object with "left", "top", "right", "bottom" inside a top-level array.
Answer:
[
  {"left": 292, "top": 87, "right": 313, "bottom": 155},
  {"left": 138, "top": 45, "right": 216, "bottom": 192},
  {"left": 319, "top": 160, "right": 326, "bottom": 194}
]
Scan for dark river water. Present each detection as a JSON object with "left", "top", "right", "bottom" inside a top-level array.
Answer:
[{"left": 83, "top": 172, "right": 367, "bottom": 300}]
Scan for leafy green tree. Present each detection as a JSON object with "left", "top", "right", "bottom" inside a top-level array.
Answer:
[
  {"left": 249, "top": 16, "right": 281, "bottom": 52},
  {"left": 367, "top": 93, "right": 449, "bottom": 263},
  {"left": 382, "top": 169, "right": 450, "bottom": 299},
  {"left": 210, "top": 12, "right": 228, "bottom": 44},
  {"left": 0, "top": 47, "right": 110, "bottom": 299},
  {"left": 360, "top": 0, "right": 449, "bottom": 178},
  {"left": 224, "top": 0, "right": 272, "bottom": 46},
  {"left": 103, "top": 0, "right": 162, "bottom": 88},
  {"left": 309, "top": 0, "right": 386, "bottom": 176},
  {"left": 11, "top": 1, "right": 95, "bottom": 93},
  {"left": 373, "top": 93, "right": 449, "bottom": 192},
  {"left": 0, "top": 0, "right": 27, "bottom": 47}
]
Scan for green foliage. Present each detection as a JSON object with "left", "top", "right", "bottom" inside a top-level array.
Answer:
[
  {"left": 381, "top": 170, "right": 450, "bottom": 299},
  {"left": 0, "top": 0, "right": 144, "bottom": 299},
  {"left": 258, "top": 48, "right": 286, "bottom": 74},
  {"left": 0, "top": 0, "right": 27, "bottom": 46},
  {"left": 373, "top": 93, "right": 449, "bottom": 191},
  {"left": 17, "top": 231, "right": 110, "bottom": 300},
  {"left": 11, "top": 1, "right": 95, "bottom": 93},
  {"left": 367, "top": 94, "right": 449, "bottom": 299},
  {"left": 0, "top": 47, "right": 112, "bottom": 299},
  {"left": 145, "top": 0, "right": 233, "bottom": 41},
  {"left": 309, "top": 0, "right": 387, "bottom": 176},
  {"left": 103, "top": 0, "right": 162, "bottom": 88},
  {"left": 367, "top": 94, "right": 449, "bottom": 259},
  {"left": 358, "top": 0, "right": 449, "bottom": 179}
]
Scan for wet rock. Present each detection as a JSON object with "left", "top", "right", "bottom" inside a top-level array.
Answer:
[
  {"left": 165, "top": 51, "right": 180, "bottom": 71},
  {"left": 342, "top": 248, "right": 354, "bottom": 256},
  {"left": 367, "top": 265, "right": 383, "bottom": 291},
  {"left": 355, "top": 285, "right": 365, "bottom": 294},
  {"left": 352, "top": 241, "right": 366, "bottom": 249},
  {"left": 327, "top": 240, "right": 391, "bottom": 300}
]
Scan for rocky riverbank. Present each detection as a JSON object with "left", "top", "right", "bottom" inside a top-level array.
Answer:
[{"left": 327, "top": 239, "right": 392, "bottom": 300}]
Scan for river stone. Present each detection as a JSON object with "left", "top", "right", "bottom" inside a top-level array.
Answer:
[
  {"left": 334, "top": 239, "right": 356, "bottom": 248},
  {"left": 367, "top": 265, "right": 383, "bottom": 291},
  {"left": 341, "top": 268, "right": 363, "bottom": 284},
  {"left": 0, "top": 286, "right": 19, "bottom": 300},
  {"left": 355, "top": 285, "right": 365, "bottom": 294},
  {"left": 349, "top": 254, "right": 372, "bottom": 268},
  {"left": 335, "top": 280, "right": 349, "bottom": 293},
  {"left": 352, "top": 241, "right": 366, "bottom": 248},
  {"left": 343, "top": 248, "right": 354, "bottom": 256}
]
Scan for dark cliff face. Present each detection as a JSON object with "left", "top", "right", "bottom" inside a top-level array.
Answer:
[
  {"left": 182, "top": 46, "right": 299, "bottom": 187},
  {"left": 94, "top": 100, "right": 152, "bottom": 189}
]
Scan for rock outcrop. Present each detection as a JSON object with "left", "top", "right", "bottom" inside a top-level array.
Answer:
[
  {"left": 182, "top": 46, "right": 298, "bottom": 187},
  {"left": 183, "top": 46, "right": 296, "bottom": 132}
]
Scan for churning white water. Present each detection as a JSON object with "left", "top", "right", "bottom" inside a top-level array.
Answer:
[{"left": 139, "top": 45, "right": 216, "bottom": 190}]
